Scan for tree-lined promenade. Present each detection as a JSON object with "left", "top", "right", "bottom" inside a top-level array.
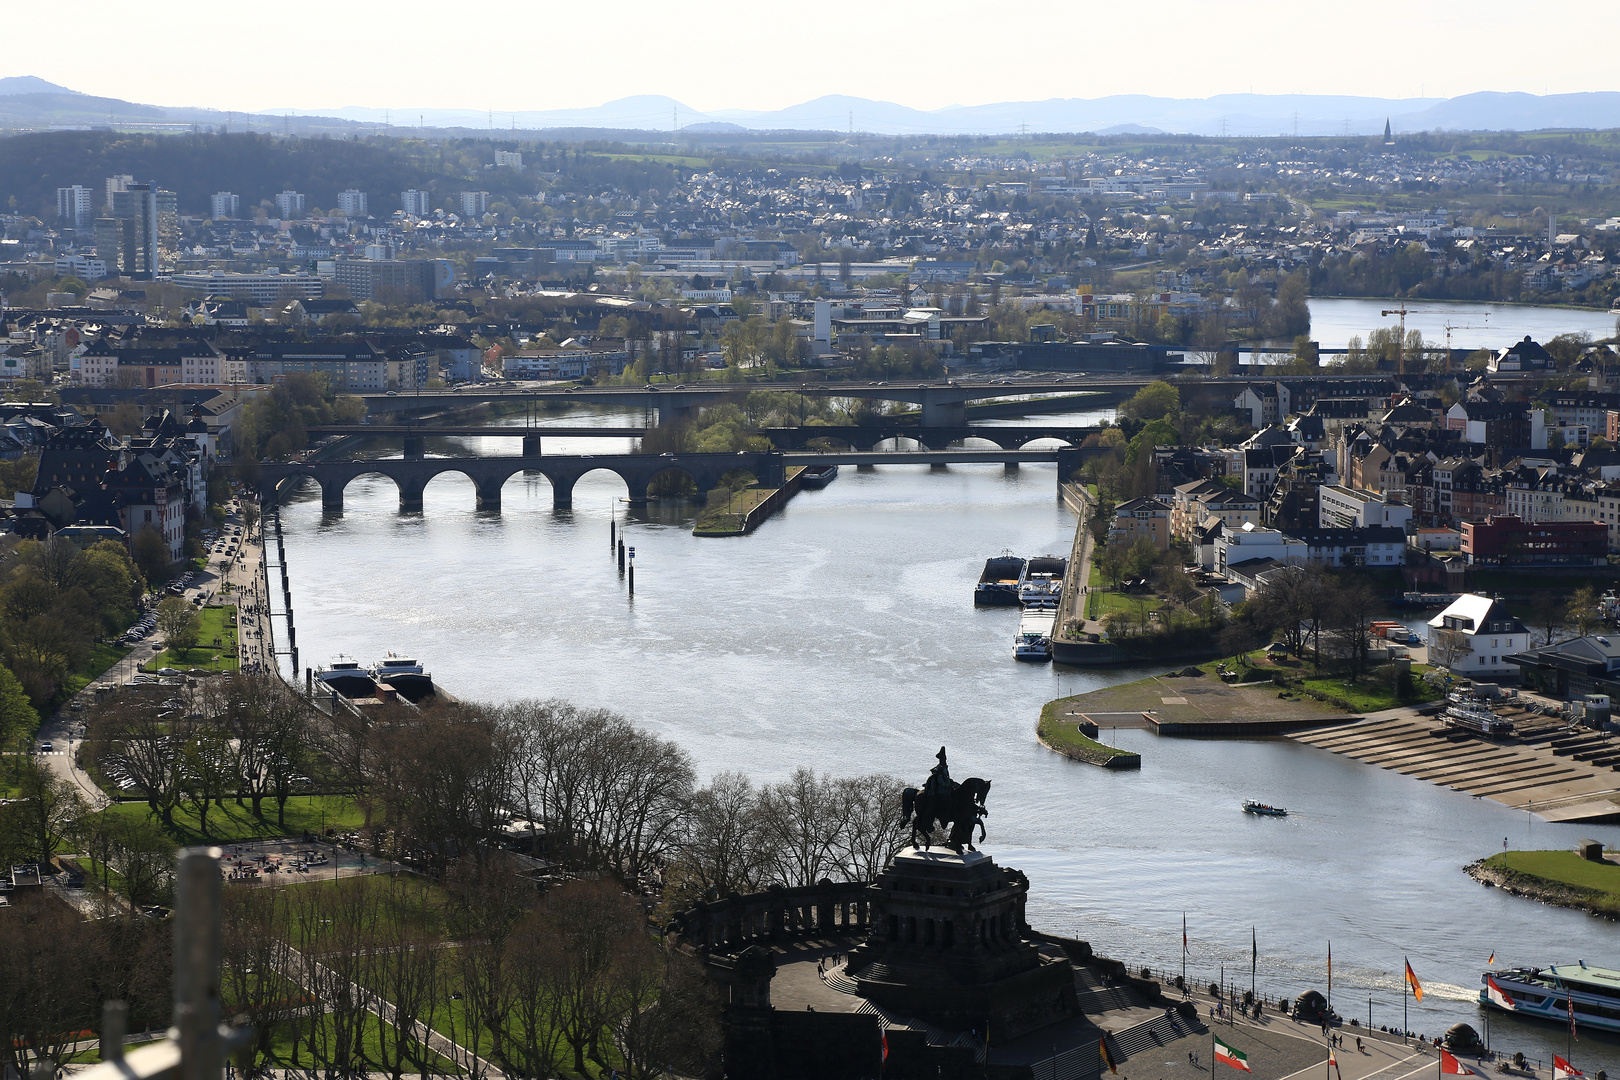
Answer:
[{"left": 1, "top": 672, "right": 910, "bottom": 1078}]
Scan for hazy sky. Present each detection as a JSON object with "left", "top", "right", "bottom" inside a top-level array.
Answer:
[{"left": 13, "top": 0, "right": 1619, "bottom": 114}]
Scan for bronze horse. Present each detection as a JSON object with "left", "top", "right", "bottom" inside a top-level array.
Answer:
[{"left": 901, "top": 777, "right": 991, "bottom": 852}]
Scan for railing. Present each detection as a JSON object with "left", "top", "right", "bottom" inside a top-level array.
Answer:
[
  {"left": 77, "top": 848, "right": 251, "bottom": 1080},
  {"left": 668, "top": 879, "right": 876, "bottom": 951}
]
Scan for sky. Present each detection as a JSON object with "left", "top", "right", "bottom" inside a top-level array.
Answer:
[{"left": 14, "top": 0, "right": 1620, "bottom": 115}]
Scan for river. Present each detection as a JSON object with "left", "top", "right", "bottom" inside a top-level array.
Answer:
[
  {"left": 271, "top": 404, "right": 1620, "bottom": 1071},
  {"left": 1307, "top": 298, "right": 1619, "bottom": 352}
]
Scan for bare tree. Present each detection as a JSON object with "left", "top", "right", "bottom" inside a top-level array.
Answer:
[
  {"left": 756, "top": 767, "right": 842, "bottom": 887},
  {"left": 829, "top": 773, "right": 907, "bottom": 882}
]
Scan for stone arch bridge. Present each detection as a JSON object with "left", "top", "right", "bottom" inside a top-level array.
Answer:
[{"left": 257, "top": 451, "right": 787, "bottom": 513}]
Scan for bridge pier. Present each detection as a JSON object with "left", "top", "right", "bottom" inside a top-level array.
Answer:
[
  {"left": 402, "top": 436, "right": 426, "bottom": 459},
  {"left": 474, "top": 480, "right": 502, "bottom": 512},
  {"left": 917, "top": 388, "right": 968, "bottom": 427},
  {"left": 522, "top": 433, "right": 542, "bottom": 457},
  {"left": 398, "top": 481, "right": 426, "bottom": 514},
  {"left": 551, "top": 476, "right": 576, "bottom": 510},
  {"left": 1004, "top": 462, "right": 1020, "bottom": 472},
  {"left": 320, "top": 486, "right": 343, "bottom": 514},
  {"left": 656, "top": 400, "right": 702, "bottom": 427}
]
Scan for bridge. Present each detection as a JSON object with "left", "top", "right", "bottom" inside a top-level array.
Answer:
[
  {"left": 305, "top": 422, "right": 1101, "bottom": 454},
  {"left": 256, "top": 447, "right": 1091, "bottom": 514},
  {"left": 357, "top": 377, "right": 1148, "bottom": 426}
]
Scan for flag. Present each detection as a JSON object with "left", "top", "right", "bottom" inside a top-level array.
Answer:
[
  {"left": 1329, "top": 1047, "right": 1343, "bottom": 1080},
  {"left": 1214, "top": 1036, "right": 1252, "bottom": 1073},
  {"left": 1488, "top": 951, "right": 1496, "bottom": 966},
  {"left": 1405, "top": 958, "right": 1424, "bottom": 1002},
  {"left": 1554, "top": 1055, "right": 1584, "bottom": 1080},
  {"left": 1485, "top": 976, "right": 1517, "bottom": 1011},
  {"left": 881, "top": 1029, "right": 888, "bottom": 1063},
  {"left": 1568, "top": 992, "right": 1578, "bottom": 1042},
  {"left": 1100, "top": 1035, "right": 1118, "bottom": 1075},
  {"left": 1441, "top": 1050, "right": 1478, "bottom": 1076}
]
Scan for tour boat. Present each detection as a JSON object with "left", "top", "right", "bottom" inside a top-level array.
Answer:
[
  {"left": 1014, "top": 610, "right": 1056, "bottom": 662},
  {"left": 371, "top": 653, "right": 436, "bottom": 702},
  {"left": 1242, "top": 800, "right": 1288, "bottom": 816},
  {"left": 976, "top": 553, "right": 1027, "bottom": 606},
  {"left": 1481, "top": 963, "right": 1620, "bottom": 1035}
]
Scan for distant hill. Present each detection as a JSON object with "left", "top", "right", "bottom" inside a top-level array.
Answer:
[
  {"left": 3, "top": 79, "right": 1620, "bottom": 138},
  {"left": 0, "top": 76, "right": 78, "bottom": 97}
]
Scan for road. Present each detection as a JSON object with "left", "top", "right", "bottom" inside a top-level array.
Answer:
[{"left": 33, "top": 497, "right": 271, "bottom": 809}]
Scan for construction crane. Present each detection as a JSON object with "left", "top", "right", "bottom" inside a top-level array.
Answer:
[{"left": 1379, "top": 303, "right": 1490, "bottom": 374}]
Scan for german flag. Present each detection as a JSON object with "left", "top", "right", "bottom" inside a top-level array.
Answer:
[
  {"left": 1405, "top": 958, "right": 1424, "bottom": 1002},
  {"left": 1100, "top": 1035, "right": 1118, "bottom": 1075}
]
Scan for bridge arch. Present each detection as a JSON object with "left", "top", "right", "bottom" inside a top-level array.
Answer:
[{"left": 872, "top": 435, "right": 932, "bottom": 453}]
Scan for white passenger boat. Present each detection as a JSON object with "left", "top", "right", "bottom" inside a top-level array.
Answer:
[{"left": 1481, "top": 963, "right": 1620, "bottom": 1035}]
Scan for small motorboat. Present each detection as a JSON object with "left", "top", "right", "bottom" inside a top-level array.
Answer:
[{"left": 1242, "top": 800, "right": 1288, "bottom": 817}]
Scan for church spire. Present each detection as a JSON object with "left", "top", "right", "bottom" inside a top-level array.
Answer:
[{"left": 1384, "top": 118, "right": 1394, "bottom": 145}]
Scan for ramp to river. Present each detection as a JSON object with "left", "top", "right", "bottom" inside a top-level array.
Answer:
[{"left": 1291, "top": 710, "right": 1620, "bottom": 823}]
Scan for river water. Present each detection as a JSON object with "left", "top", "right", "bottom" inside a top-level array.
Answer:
[
  {"left": 273, "top": 399, "right": 1620, "bottom": 1070},
  {"left": 1307, "top": 298, "right": 1619, "bottom": 352}
]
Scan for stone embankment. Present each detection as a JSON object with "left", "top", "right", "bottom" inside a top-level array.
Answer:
[{"left": 1465, "top": 858, "right": 1620, "bottom": 920}]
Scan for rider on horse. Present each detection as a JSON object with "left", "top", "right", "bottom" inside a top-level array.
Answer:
[{"left": 923, "top": 746, "right": 956, "bottom": 804}]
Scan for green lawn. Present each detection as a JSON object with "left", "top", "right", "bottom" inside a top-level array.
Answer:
[
  {"left": 141, "top": 605, "right": 238, "bottom": 673},
  {"left": 1483, "top": 850, "right": 1620, "bottom": 917},
  {"left": 1298, "top": 669, "right": 1441, "bottom": 713},
  {"left": 1037, "top": 697, "right": 1140, "bottom": 765},
  {"left": 261, "top": 1009, "right": 461, "bottom": 1074},
  {"left": 101, "top": 795, "right": 365, "bottom": 846}
]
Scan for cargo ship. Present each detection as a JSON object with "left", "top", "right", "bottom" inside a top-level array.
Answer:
[
  {"left": 975, "top": 553, "right": 1027, "bottom": 606},
  {"left": 1019, "top": 555, "right": 1067, "bottom": 609},
  {"left": 1014, "top": 609, "right": 1056, "bottom": 662},
  {"left": 799, "top": 464, "right": 839, "bottom": 489}
]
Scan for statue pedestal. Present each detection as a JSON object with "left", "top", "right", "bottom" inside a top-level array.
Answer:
[{"left": 848, "top": 846, "right": 1076, "bottom": 1040}]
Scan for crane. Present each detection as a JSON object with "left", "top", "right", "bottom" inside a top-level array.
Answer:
[{"left": 1379, "top": 303, "right": 1490, "bottom": 374}]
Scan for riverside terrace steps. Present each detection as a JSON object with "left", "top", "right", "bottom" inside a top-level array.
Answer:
[{"left": 1291, "top": 711, "right": 1620, "bottom": 822}]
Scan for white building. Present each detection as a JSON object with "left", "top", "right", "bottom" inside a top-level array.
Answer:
[
  {"left": 274, "top": 190, "right": 306, "bottom": 219},
  {"left": 401, "top": 189, "right": 432, "bottom": 216},
  {"left": 169, "top": 269, "right": 324, "bottom": 303},
  {"left": 210, "top": 192, "right": 240, "bottom": 219},
  {"left": 1319, "top": 484, "right": 1413, "bottom": 530},
  {"left": 460, "top": 191, "right": 491, "bottom": 217},
  {"left": 494, "top": 150, "right": 523, "bottom": 168},
  {"left": 1427, "top": 594, "right": 1530, "bottom": 680},
  {"left": 54, "top": 254, "right": 108, "bottom": 281},
  {"left": 1215, "top": 521, "right": 1307, "bottom": 579},
  {"left": 56, "top": 185, "right": 94, "bottom": 228},
  {"left": 337, "top": 189, "right": 368, "bottom": 217}
]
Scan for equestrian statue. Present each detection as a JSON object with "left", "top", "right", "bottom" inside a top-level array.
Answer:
[{"left": 900, "top": 746, "right": 991, "bottom": 853}]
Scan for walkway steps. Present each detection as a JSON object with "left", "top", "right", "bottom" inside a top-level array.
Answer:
[{"left": 1290, "top": 714, "right": 1620, "bottom": 822}]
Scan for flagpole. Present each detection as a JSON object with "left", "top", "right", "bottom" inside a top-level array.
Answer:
[
  {"left": 1328, "top": 940, "right": 1332, "bottom": 1016},
  {"left": 1404, "top": 955, "right": 1409, "bottom": 1045},
  {"left": 1183, "top": 911, "right": 1188, "bottom": 990},
  {"left": 1252, "top": 927, "right": 1257, "bottom": 1003}
]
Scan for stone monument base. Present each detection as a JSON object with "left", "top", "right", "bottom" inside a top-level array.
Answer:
[{"left": 846, "top": 846, "right": 1077, "bottom": 1040}]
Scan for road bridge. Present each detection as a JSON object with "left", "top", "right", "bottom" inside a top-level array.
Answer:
[
  {"left": 257, "top": 446, "right": 1093, "bottom": 514},
  {"left": 358, "top": 378, "right": 1144, "bottom": 426}
]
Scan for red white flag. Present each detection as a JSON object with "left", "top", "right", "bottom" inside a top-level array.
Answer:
[
  {"left": 1441, "top": 1050, "right": 1477, "bottom": 1076},
  {"left": 1555, "top": 1055, "right": 1583, "bottom": 1080},
  {"left": 1485, "top": 976, "right": 1517, "bottom": 1011},
  {"left": 1329, "top": 1047, "right": 1343, "bottom": 1080}
]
